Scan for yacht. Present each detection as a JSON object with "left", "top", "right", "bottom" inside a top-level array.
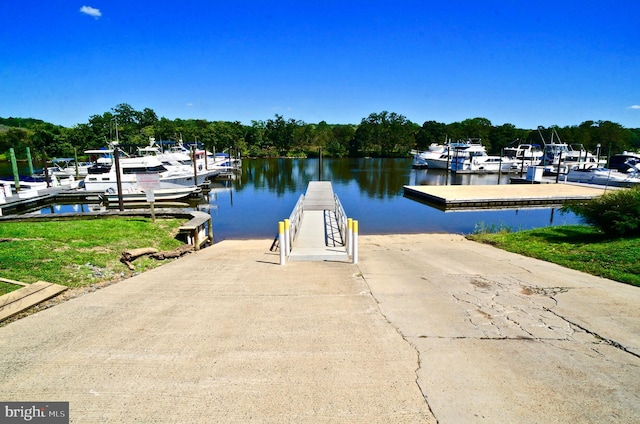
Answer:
[
  {"left": 537, "top": 126, "right": 602, "bottom": 174},
  {"left": 565, "top": 166, "right": 640, "bottom": 188},
  {"left": 608, "top": 151, "right": 640, "bottom": 173},
  {"left": 449, "top": 144, "right": 517, "bottom": 174},
  {"left": 48, "top": 158, "right": 94, "bottom": 178},
  {"left": 137, "top": 140, "right": 219, "bottom": 181},
  {"left": 503, "top": 143, "right": 543, "bottom": 172},
  {"left": 413, "top": 138, "right": 485, "bottom": 169},
  {"left": 83, "top": 153, "right": 209, "bottom": 194}
]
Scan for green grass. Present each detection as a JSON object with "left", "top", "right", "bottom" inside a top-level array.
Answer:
[
  {"left": 468, "top": 225, "right": 640, "bottom": 287},
  {"left": 0, "top": 217, "right": 186, "bottom": 295}
]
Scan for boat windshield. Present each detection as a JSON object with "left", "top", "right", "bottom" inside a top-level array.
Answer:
[{"left": 122, "top": 165, "right": 168, "bottom": 174}]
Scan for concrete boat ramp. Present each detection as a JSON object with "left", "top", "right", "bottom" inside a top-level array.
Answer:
[
  {"left": 1, "top": 181, "right": 638, "bottom": 422},
  {"left": 1, "top": 234, "right": 638, "bottom": 423},
  {"left": 404, "top": 182, "right": 612, "bottom": 210}
]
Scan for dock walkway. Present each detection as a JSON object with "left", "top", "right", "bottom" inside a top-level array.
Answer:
[{"left": 288, "top": 181, "right": 349, "bottom": 262}]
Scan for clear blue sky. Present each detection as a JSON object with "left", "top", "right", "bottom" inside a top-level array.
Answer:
[{"left": 1, "top": 1, "right": 639, "bottom": 129}]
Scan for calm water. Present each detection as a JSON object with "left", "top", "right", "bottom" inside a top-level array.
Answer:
[{"left": 2, "top": 158, "right": 582, "bottom": 240}]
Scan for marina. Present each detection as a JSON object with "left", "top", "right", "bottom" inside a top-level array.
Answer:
[{"left": 1, "top": 158, "right": 589, "bottom": 237}]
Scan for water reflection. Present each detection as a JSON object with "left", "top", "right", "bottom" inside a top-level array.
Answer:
[
  {"left": 204, "top": 158, "right": 582, "bottom": 240},
  {"left": 10, "top": 157, "right": 582, "bottom": 239},
  {"left": 239, "top": 158, "right": 418, "bottom": 199}
]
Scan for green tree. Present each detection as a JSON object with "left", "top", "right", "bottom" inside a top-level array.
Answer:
[
  {"left": 265, "top": 115, "right": 295, "bottom": 156},
  {"left": 415, "top": 121, "right": 447, "bottom": 150},
  {"left": 592, "top": 121, "right": 631, "bottom": 155},
  {"left": 353, "top": 111, "right": 416, "bottom": 157},
  {"left": 245, "top": 120, "right": 267, "bottom": 156},
  {"left": 0, "top": 127, "right": 30, "bottom": 156},
  {"left": 312, "top": 121, "right": 333, "bottom": 153},
  {"left": 489, "top": 123, "right": 524, "bottom": 154},
  {"left": 458, "top": 117, "right": 493, "bottom": 149},
  {"left": 328, "top": 125, "right": 354, "bottom": 157}
]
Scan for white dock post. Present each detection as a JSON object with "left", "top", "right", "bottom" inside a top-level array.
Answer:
[
  {"left": 347, "top": 218, "right": 353, "bottom": 257},
  {"left": 284, "top": 218, "right": 291, "bottom": 256},
  {"left": 352, "top": 220, "right": 359, "bottom": 264},
  {"left": 278, "top": 221, "right": 286, "bottom": 265}
]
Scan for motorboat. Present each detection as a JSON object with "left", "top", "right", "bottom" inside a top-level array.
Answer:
[
  {"left": 137, "top": 140, "right": 219, "bottom": 181},
  {"left": 537, "top": 126, "right": 602, "bottom": 174},
  {"left": 84, "top": 148, "right": 116, "bottom": 175},
  {"left": 0, "top": 174, "right": 78, "bottom": 200},
  {"left": 449, "top": 145, "right": 517, "bottom": 174},
  {"left": 169, "top": 141, "right": 241, "bottom": 173},
  {"left": 608, "top": 152, "right": 640, "bottom": 173},
  {"left": 0, "top": 177, "right": 49, "bottom": 200},
  {"left": 48, "top": 158, "right": 93, "bottom": 178},
  {"left": 503, "top": 143, "right": 543, "bottom": 172},
  {"left": 413, "top": 138, "right": 485, "bottom": 169},
  {"left": 565, "top": 167, "right": 640, "bottom": 188},
  {"left": 83, "top": 154, "right": 210, "bottom": 193}
]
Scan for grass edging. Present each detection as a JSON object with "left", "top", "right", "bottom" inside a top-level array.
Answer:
[{"left": 467, "top": 224, "right": 640, "bottom": 287}]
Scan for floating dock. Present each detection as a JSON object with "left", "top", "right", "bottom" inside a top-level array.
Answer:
[
  {"left": 404, "top": 183, "right": 613, "bottom": 211},
  {"left": 0, "top": 186, "right": 104, "bottom": 215}
]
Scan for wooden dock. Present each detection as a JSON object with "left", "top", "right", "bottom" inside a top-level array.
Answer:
[
  {"left": 0, "top": 279, "right": 67, "bottom": 322},
  {"left": 0, "top": 186, "right": 104, "bottom": 215},
  {"left": 288, "top": 182, "right": 349, "bottom": 262},
  {"left": 404, "top": 183, "right": 613, "bottom": 211}
]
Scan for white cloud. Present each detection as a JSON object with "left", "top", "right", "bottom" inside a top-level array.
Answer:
[
  {"left": 628, "top": 105, "right": 640, "bottom": 110},
  {"left": 80, "top": 6, "right": 102, "bottom": 19}
]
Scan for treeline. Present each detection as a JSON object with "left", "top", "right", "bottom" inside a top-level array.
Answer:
[{"left": 1, "top": 104, "right": 639, "bottom": 160}]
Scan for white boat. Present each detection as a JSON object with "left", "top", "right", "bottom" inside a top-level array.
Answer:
[
  {"left": 608, "top": 152, "right": 640, "bottom": 172},
  {"left": 503, "top": 143, "right": 543, "bottom": 172},
  {"left": 537, "top": 126, "right": 603, "bottom": 173},
  {"left": 206, "top": 152, "right": 242, "bottom": 173},
  {"left": 48, "top": 158, "right": 93, "bottom": 178},
  {"left": 0, "top": 178, "right": 48, "bottom": 199},
  {"left": 413, "top": 138, "right": 486, "bottom": 169},
  {"left": 170, "top": 141, "right": 241, "bottom": 173},
  {"left": 137, "top": 140, "right": 219, "bottom": 181},
  {"left": 449, "top": 145, "right": 517, "bottom": 174},
  {"left": 0, "top": 175, "right": 78, "bottom": 200},
  {"left": 565, "top": 167, "right": 640, "bottom": 187},
  {"left": 83, "top": 153, "right": 209, "bottom": 193}
]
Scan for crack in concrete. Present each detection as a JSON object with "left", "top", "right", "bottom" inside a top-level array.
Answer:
[
  {"left": 450, "top": 275, "right": 577, "bottom": 341},
  {"left": 353, "top": 266, "right": 637, "bottom": 422},
  {"left": 544, "top": 305, "right": 640, "bottom": 360},
  {"left": 355, "top": 266, "right": 440, "bottom": 423}
]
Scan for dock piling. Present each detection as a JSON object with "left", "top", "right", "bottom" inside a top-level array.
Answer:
[
  {"left": 284, "top": 218, "right": 291, "bottom": 256},
  {"left": 352, "top": 220, "right": 359, "bottom": 264},
  {"left": 278, "top": 221, "right": 285, "bottom": 265}
]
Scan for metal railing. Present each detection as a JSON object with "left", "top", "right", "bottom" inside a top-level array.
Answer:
[
  {"left": 334, "top": 194, "right": 348, "bottom": 245},
  {"left": 288, "top": 194, "right": 305, "bottom": 246}
]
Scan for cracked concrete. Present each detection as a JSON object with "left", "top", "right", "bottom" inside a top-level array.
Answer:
[
  {"left": 0, "top": 234, "right": 638, "bottom": 423},
  {"left": 358, "top": 234, "right": 640, "bottom": 424}
]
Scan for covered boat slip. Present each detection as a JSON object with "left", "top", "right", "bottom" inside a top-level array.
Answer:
[{"left": 404, "top": 183, "right": 613, "bottom": 211}]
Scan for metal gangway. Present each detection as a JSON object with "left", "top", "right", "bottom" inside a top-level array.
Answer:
[{"left": 276, "top": 181, "right": 357, "bottom": 263}]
